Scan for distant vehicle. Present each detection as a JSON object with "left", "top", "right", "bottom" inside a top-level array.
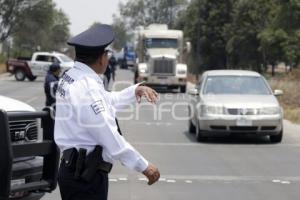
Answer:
[
  {"left": 6, "top": 52, "right": 74, "bottom": 81},
  {"left": 0, "top": 95, "right": 44, "bottom": 199},
  {"left": 188, "top": 70, "right": 284, "bottom": 143},
  {"left": 121, "top": 45, "right": 136, "bottom": 69},
  {"left": 135, "top": 24, "right": 190, "bottom": 93}
]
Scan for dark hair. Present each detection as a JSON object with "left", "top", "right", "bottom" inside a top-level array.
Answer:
[
  {"left": 49, "top": 63, "right": 61, "bottom": 72},
  {"left": 75, "top": 47, "right": 105, "bottom": 65}
]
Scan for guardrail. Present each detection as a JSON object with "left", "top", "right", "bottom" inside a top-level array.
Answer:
[{"left": 0, "top": 108, "right": 60, "bottom": 200}]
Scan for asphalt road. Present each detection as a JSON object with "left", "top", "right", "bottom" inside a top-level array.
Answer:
[{"left": 1, "top": 69, "right": 300, "bottom": 200}]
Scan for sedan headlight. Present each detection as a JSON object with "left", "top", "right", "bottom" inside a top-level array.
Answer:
[
  {"left": 201, "top": 105, "right": 225, "bottom": 115},
  {"left": 259, "top": 107, "right": 281, "bottom": 115}
]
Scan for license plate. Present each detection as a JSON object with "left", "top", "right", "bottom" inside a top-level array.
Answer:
[
  {"left": 157, "top": 77, "right": 167, "bottom": 79},
  {"left": 236, "top": 118, "right": 252, "bottom": 126},
  {"left": 160, "top": 80, "right": 166, "bottom": 84},
  {"left": 11, "top": 179, "right": 25, "bottom": 187}
]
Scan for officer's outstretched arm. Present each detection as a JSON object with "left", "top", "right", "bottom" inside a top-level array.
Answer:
[
  {"left": 109, "top": 84, "right": 158, "bottom": 111},
  {"left": 109, "top": 84, "right": 140, "bottom": 111}
]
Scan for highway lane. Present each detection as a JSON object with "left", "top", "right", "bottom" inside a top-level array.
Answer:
[{"left": 1, "top": 69, "right": 300, "bottom": 200}]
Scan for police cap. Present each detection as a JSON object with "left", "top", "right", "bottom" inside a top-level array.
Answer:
[{"left": 67, "top": 24, "right": 114, "bottom": 49}]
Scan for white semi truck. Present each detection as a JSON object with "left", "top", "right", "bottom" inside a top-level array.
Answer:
[{"left": 135, "top": 24, "right": 190, "bottom": 93}]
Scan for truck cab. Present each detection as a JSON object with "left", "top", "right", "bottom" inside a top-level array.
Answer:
[
  {"left": 135, "top": 24, "right": 189, "bottom": 93},
  {"left": 7, "top": 52, "right": 74, "bottom": 81},
  {"left": 29, "top": 52, "right": 73, "bottom": 77}
]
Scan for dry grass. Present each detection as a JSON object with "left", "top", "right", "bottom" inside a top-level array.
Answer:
[
  {"left": 187, "top": 73, "right": 198, "bottom": 84},
  {"left": 268, "top": 69, "right": 300, "bottom": 124},
  {"left": 0, "top": 63, "right": 6, "bottom": 74}
]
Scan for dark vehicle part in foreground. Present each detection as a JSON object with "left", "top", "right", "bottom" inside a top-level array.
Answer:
[{"left": 0, "top": 109, "right": 60, "bottom": 200}]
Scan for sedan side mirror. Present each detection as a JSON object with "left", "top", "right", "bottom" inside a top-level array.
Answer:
[
  {"left": 274, "top": 89, "right": 283, "bottom": 96},
  {"left": 188, "top": 88, "right": 199, "bottom": 95}
]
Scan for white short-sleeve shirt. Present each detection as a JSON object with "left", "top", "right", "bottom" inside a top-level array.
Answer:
[{"left": 54, "top": 61, "right": 148, "bottom": 173}]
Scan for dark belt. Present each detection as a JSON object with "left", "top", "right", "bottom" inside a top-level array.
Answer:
[{"left": 62, "top": 146, "right": 112, "bottom": 182}]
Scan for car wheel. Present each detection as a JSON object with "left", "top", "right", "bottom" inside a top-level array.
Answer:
[
  {"left": 15, "top": 69, "right": 26, "bottom": 81},
  {"left": 188, "top": 106, "right": 196, "bottom": 134},
  {"left": 270, "top": 130, "right": 283, "bottom": 143},
  {"left": 196, "top": 120, "right": 206, "bottom": 142},
  {"left": 188, "top": 119, "right": 196, "bottom": 134},
  {"left": 180, "top": 85, "right": 186, "bottom": 93},
  {"left": 27, "top": 75, "right": 37, "bottom": 81}
]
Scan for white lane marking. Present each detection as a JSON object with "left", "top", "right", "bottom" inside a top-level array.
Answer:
[
  {"left": 166, "top": 179, "right": 176, "bottom": 183},
  {"left": 109, "top": 175, "right": 297, "bottom": 184},
  {"left": 141, "top": 122, "right": 175, "bottom": 126},
  {"left": 272, "top": 180, "right": 281, "bottom": 183},
  {"left": 138, "top": 178, "right": 147, "bottom": 181},
  {"left": 139, "top": 175, "right": 300, "bottom": 182},
  {"left": 159, "top": 178, "right": 167, "bottom": 182}
]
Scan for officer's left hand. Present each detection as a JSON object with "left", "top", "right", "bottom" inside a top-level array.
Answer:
[{"left": 136, "top": 86, "right": 158, "bottom": 104}]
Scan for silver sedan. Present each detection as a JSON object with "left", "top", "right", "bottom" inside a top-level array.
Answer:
[{"left": 188, "top": 70, "right": 283, "bottom": 143}]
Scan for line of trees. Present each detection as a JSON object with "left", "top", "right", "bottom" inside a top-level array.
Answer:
[
  {"left": 0, "top": 0, "right": 70, "bottom": 58},
  {"left": 113, "top": 0, "right": 300, "bottom": 74}
]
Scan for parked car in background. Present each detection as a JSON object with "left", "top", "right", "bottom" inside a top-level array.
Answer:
[
  {"left": 0, "top": 95, "right": 44, "bottom": 199},
  {"left": 6, "top": 52, "right": 74, "bottom": 81},
  {"left": 188, "top": 70, "right": 284, "bottom": 143}
]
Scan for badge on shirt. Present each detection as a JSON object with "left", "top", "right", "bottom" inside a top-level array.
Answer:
[{"left": 91, "top": 100, "right": 105, "bottom": 114}]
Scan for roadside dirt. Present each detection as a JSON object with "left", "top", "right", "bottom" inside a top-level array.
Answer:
[{"left": 0, "top": 64, "right": 6, "bottom": 74}]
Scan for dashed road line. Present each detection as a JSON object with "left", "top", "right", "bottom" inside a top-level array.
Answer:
[
  {"left": 108, "top": 175, "right": 299, "bottom": 184},
  {"left": 132, "top": 142, "right": 300, "bottom": 147}
]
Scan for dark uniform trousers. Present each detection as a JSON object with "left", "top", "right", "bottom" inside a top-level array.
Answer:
[{"left": 58, "top": 162, "right": 109, "bottom": 200}]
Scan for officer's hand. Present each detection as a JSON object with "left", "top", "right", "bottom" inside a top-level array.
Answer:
[
  {"left": 136, "top": 86, "right": 158, "bottom": 104},
  {"left": 142, "top": 163, "right": 160, "bottom": 185}
]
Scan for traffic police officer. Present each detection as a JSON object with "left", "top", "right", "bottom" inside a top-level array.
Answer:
[
  {"left": 54, "top": 24, "right": 160, "bottom": 200},
  {"left": 44, "top": 62, "right": 61, "bottom": 107}
]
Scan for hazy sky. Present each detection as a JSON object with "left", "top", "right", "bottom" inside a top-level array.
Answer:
[{"left": 53, "top": 0, "right": 126, "bottom": 35}]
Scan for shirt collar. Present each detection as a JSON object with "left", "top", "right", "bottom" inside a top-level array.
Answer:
[{"left": 73, "top": 61, "right": 104, "bottom": 83}]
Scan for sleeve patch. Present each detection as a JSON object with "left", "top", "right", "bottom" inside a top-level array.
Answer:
[{"left": 91, "top": 100, "right": 105, "bottom": 114}]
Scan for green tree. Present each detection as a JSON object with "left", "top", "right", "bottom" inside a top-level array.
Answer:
[
  {"left": 0, "top": 0, "right": 41, "bottom": 42},
  {"left": 257, "top": 0, "right": 300, "bottom": 74},
  {"left": 50, "top": 9, "right": 70, "bottom": 51},
  {"left": 111, "top": 16, "right": 131, "bottom": 50},
  {"left": 225, "top": 0, "right": 274, "bottom": 72},
  {"left": 12, "top": 0, "right": 70, "bottom": 56},
  {"left": 179, "top": 0, "right": 233, "bottom": 73},
  {"left": 119, "top": 0, "right": 188, "bottom": 29}
]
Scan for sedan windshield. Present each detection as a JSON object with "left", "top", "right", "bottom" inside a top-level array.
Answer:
[
  {"left": 203, "top": 76, "right": 271, "bottom": 95},
  {"left": 144, "top": 38, "right": 178, "bottom": 48}
]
